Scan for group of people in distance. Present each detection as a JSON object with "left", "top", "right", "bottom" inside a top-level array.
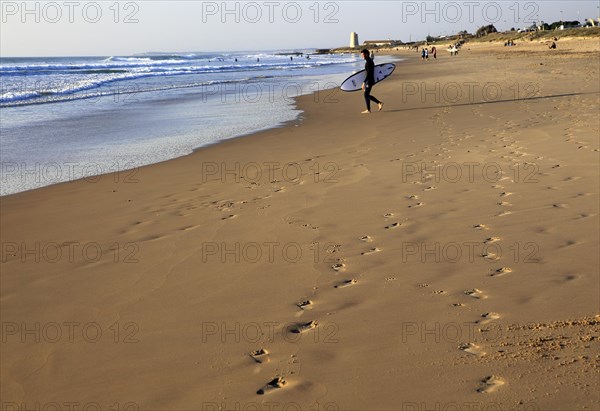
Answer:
[
  {"left": 504, "top": 37, "right": 557, "bottom": 49},
  {"left": 421, "top": 46, "right": 438, "bottom": 60}
]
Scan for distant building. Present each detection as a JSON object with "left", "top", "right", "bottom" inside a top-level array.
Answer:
[
  {"left": 363, "top": 40, "right": 402, "bottom": 47},
  {"left": 350, "top": 32, "right": 359, "bottom": 48}
]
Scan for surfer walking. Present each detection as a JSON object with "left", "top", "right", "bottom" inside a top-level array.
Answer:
[{"left": 361, "top": 49, "right": 383, "bottom": 114}]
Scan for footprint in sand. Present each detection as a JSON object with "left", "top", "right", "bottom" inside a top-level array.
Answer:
[
  {"left": 361, "top": 247, "right": 381, "bottom": 256},
  {"left": 482, "top": 252, "right": 499, "bottom": 261},
  {"left": 408, "top": 203, "right": 424, "bottom": 208},
  {"left": 383, "top": 213, "right": 395, "bottom": 218},
  {"left": 497, "top": 201, "right": 512, "bottom": 207},
  {"left": 290, "top": 321, "right": 318, "bottom": 334},
  {"left": 408, "top": 195, "right": 420, "bottom": 200},
  {"left": 465, "top": 289, "right": 487, "bottom": 299},
  {"left": 484, "top": 237, "right": 500, "bottom": 244},
  {"left": 560, "top": 240, "right": 577, "bottom": 248},
  {"left": 423, "top": 186, "right": 437, "bottom": 191},
  {"left": 180, "top": 225, "right": 200, "bottom": 231},
  {"left": 490, "top": 267, "right": 512, "bottom": 277},
  {"left": 477, "top": 376, "right": 505, "bottom": 393},
  {"left": 459, "top": 343, "right": 486, "bottom": 357},
  {"left": 332, "top": 261, "right": 346, "bottom": 272},
  {"left": 359, "top": 235, "right": 373, "bottom": 242},
  {"left": 573, "top": 193, "right": 591, "bottom": 198},
  {"left": 297, "top": 300, "right": 313, "bottom": 310},
  {"left": 250, "top": 348, "right": 270, "bottom": 363},
  {"left": 477, "top": 312, "right": 501, "bottom": 325},
  {"left": 472, "top": 224, "right": 488, "bottom": 230},
  {"left": 257, "top": 377, "right": 287, "bottom": 395},
  {"left": 495, "top": 210, "right": 512, "bottom": 217},
  {"left": 499, "top": 192, "right": 513, "bottom": 198},
  {"left": 335, "top": 279, "right": 357, "bottom": 289},
  {"left": 385, "top": 222, "right": 401, "bottom": 230},
  {"left": 575, "top": 213, "right": 595, "bottom": 220},
  {"left": 222, "top": 214, "right": 237, "bottom": 220}
]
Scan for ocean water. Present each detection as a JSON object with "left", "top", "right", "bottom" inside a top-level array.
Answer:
[{"left": 0, "top": 51, "right": 377, "bottom": 195}]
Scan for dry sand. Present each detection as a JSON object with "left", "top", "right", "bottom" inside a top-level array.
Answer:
[{"left": 2, "top": 36, "right": 599, "bottom": 410}]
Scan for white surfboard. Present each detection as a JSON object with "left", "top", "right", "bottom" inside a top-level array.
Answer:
[{"left": 340, "top": 63, "right": 396, "bottom": 92}]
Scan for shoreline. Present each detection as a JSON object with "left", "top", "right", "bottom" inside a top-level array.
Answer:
[
  {"left": 1, "top": 39, "right": 599, "bottom": 408},
  {"left": 0, "top": 54, "right": 401, "bottom": 197}
]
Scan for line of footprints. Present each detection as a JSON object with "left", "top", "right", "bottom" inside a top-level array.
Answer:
[
  {"left": 251, "top": 194, "right": 511, "bottom": 395},
  {"left": 457, "top": 185, "right": 514, "bottom": 393},
  {"left": 250, "top": 208, "right": 406, "bottom": 395}
]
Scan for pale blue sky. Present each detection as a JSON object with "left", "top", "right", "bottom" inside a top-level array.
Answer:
[{"left": 1, "top": 1, "right": 598, "bottom": 56}]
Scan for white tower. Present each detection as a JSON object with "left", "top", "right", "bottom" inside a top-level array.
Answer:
[{"left": 350, "top": 32, "right": 359, "bottom": 48}]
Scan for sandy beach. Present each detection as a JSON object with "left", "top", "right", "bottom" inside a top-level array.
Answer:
[{"left": 1, "top": 36, "right": 599, "bottom": 409}]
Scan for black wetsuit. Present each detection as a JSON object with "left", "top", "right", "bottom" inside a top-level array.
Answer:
[{"left": 364, "top": 57, "right": 381, "bottom": 111}]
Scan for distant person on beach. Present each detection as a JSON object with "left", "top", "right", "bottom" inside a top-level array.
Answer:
[
  {"left": 549, "top": 41, "right": 557, "bottom": 49},
  {"left": 360, "top": 49, "right": 383, "bottom": 114},
  {"left": 421, "top": 48, "right": 426, "bottom": 60},
  {"left": 425, "top": 48, "right": 429, "bottom": 60},
  {"left": 432, "top": 47, "right": 437, "bottom": 59}
]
